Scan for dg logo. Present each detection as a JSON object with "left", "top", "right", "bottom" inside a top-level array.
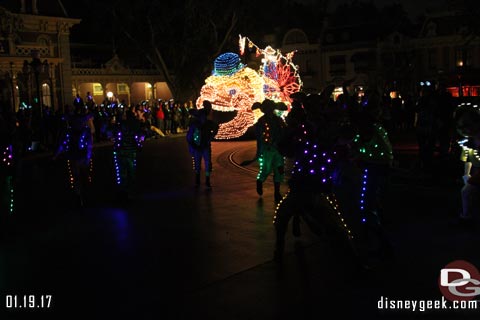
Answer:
[{"left": 439, "top": 260, "right": 480, "bottom": 301}]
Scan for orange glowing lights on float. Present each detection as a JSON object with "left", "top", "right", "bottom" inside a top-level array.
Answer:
[
  {"left": 196, "top": 67, "right": 265, "bottom": 139},
  {"left": 196, "top": 35, "right": 302, "bottom": 139}
]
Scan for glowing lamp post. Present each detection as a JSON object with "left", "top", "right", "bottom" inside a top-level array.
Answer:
[{"left": 106, "top": 91, "right": 114, "bottom": 104}]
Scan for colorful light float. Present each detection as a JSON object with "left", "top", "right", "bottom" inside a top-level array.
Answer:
[{"left": 196, "top": 35, "right": 302, "bottom": 139}]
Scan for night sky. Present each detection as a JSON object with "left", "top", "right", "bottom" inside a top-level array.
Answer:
[
  {"left": 326, "top": 0, "right": 446, "bottom": 18},
  {"left": 0, "top": 0, "right": 452, "bottom": 47},
  {"left": 0, "top": 0, "right": 457, "bottom": 26},
  {"left": 61, "top": 0, "right": 452, "bottom": 44}
]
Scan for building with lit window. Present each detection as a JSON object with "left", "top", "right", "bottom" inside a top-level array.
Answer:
[
  {"left": 0, "top": 0, "right": 172, "bottom": 113},
  {"left": 410, "top": 6, "right": 480, "bottom": 97},
  {"left": 281, "top": 28, "right": 321, "bottom": 93},
  {"left": 71, "top": 53, "right": 172, "bottom": 107},
  {"left": 0, "top": 1, "right": 80, "bottom": 111},
  {"left": 319, "top": 1, "right": 480, "bottom": 98},
  {"left": 320, "top": 22, "right": 380, "bottom": 93}
]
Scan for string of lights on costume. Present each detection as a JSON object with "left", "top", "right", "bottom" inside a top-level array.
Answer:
[
  {"left": 54, "top": 113, "right": 94, "bottom": 204},
  {"left": 458, "top": 137, "right": 480, "bottom": 190},
  {"left": 353, "top": 124, "right": 393, "bottom": 164},
  {"left": 274, "top": 110, "right": 393, "bottom": 263},
  {"left": 458, "top": 138, "right": 480, "bottom": 163},
  {"left": 2, "top": 145, "right": 14, "bottom": 214},
  {"left": 187, "top": 105, "right": 219, "bottom": 187},
  {"left": 254, "top": 100, "right": 287, "bottom": 202},
  {"left": 273, "top": 142, "right": 355, "bottom": 259},
  {"left": 113, "top": 119, "right": 145, "bottom": 193},
  {"left": 274, "top": 105, "right": 390, "bottom": 264},
  {"left": 457, "top": 127, "right": 480, "bottom": 220},
  {"left": 273, "top": 121, "right": 368, "bottom": 260},
  {"left": 256, "top": 119, "right": 284, "bottom": 182},
  {"left": 359, "top": 168, "right": 368, "bottom": 223},
  {"left": 274, "top": 139, "right": 395, "bottom": 265},
  {"left": 290, "top": 142, "right": 337, "bottom": 188},
  {"left": 455, "top": 104, "right": 480, "bottom": 221},
  {"left": 196, "top": 35, "right": 302, "bottom": 140},
  {"left": 57, "top": 123, "right": 94, "bottom": 193},
  {"left": 352, "top": 123, "right": 393, "bottom": 217},
  {"left": 325, "top": 194, "right": 354, "bottom": 240}
]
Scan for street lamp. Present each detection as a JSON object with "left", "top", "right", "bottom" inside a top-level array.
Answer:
[{"left": 106, "top": 91, "right": 114, "bottom": 104}]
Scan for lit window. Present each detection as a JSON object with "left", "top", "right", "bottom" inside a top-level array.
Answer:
[
  {"left": 117, "top": 83, "right": 129, "bottom": 94},
  {"left": 41, "top": 83, "right": 51, "bottom": 107},
  {"left": 93, "top": 83, "right": 103, "bottom": 95}
]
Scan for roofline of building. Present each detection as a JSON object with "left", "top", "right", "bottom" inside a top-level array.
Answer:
[{"left": 15, "top": 12, "right": 81, "bottom": 24}]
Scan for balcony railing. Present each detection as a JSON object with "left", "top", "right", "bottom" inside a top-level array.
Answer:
[
  {"left": 72, "top": 67, "right": 161, "bottom": 76},
  {"left": 15, "top": 45, "right": 50, "bottom": 57}
]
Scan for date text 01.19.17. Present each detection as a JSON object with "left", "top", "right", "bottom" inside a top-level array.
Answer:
[{"left": 6, "top": 295, "right": 52, "bottom": 309}]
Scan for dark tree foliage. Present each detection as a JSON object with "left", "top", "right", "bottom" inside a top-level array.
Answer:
[{"left": 71, "top": 0, "right": 328, "bottom": 101}]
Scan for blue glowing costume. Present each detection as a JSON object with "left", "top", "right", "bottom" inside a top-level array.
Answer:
[{"left": 113, "top": 113, "right": 145, "bottom": 196}]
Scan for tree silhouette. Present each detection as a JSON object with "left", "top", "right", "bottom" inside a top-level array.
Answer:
[{"left": 72, "top": 0, "right": 328, "bottom": 101}]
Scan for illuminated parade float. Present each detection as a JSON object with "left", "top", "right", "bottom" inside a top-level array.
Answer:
[{"left": 196, "top": 35, "right": 303, "bottom": 139}]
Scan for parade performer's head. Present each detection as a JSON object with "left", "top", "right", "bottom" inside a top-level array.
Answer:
[
  {"left": 253, "top": 99, "right": 287, "bottom": 117},
  {"left": 203, "top": 100, "right": 213, "bottom": 116},
  {"left": 456, "top": 107, "right": 480, "bottom": 138},
  {"left": 362, "top": 90, "right": 382, "bottom": 122},
  {"left": 260, "top": 99, "right": 276, "bottom": 115}
]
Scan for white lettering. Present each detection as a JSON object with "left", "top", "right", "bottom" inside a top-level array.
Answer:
[
  {"left": 377, "top": 296, "right": 384, "bottom": 309},
  {"left": 440, "top": 269, "right": 471, "bottom": 287}
]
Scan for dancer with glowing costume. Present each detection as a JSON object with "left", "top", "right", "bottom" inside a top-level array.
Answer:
[
  {"left": 113, "top": 108, "right": 145, "bottom": 200},
  {"left": 273, "top": 90, "right": 392, "bottom": 267},
  {"left": 53, "top": 104, "right": 95, "bottom": 207},
  {"left": 455, "top": 106, "right": 480, "bottom": 223},
  {"left": 347, "top": 93, "right": 394, "bottom": 262},
  {"left": 273, "top": 89, "right": 356, "bottom": 261},
  {"left": 0, "top": 109, "right": 16, "bottom": 218},
  {"left": 187, "top": 101, "right": 219, "bottom": 188},
  {"left": 273, "top": 130, "right": 355, "bottom": 261},
  {"left": 457, "top": 135, "right": 480, "bottom": 222},
  {"left": 352, "top": 97, "right": 394, "bottom": 220},
  {"left": 253, "top": 99, "right": 287, "bottom": 203}
]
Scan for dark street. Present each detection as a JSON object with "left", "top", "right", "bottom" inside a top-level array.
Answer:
[{"left": 1, "top": 133, "right": 479, "bottom": 319}]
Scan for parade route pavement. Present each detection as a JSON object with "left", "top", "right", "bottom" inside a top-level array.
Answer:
[{"left": 2, "top": 134, "right": 479, "bottom": 319}]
